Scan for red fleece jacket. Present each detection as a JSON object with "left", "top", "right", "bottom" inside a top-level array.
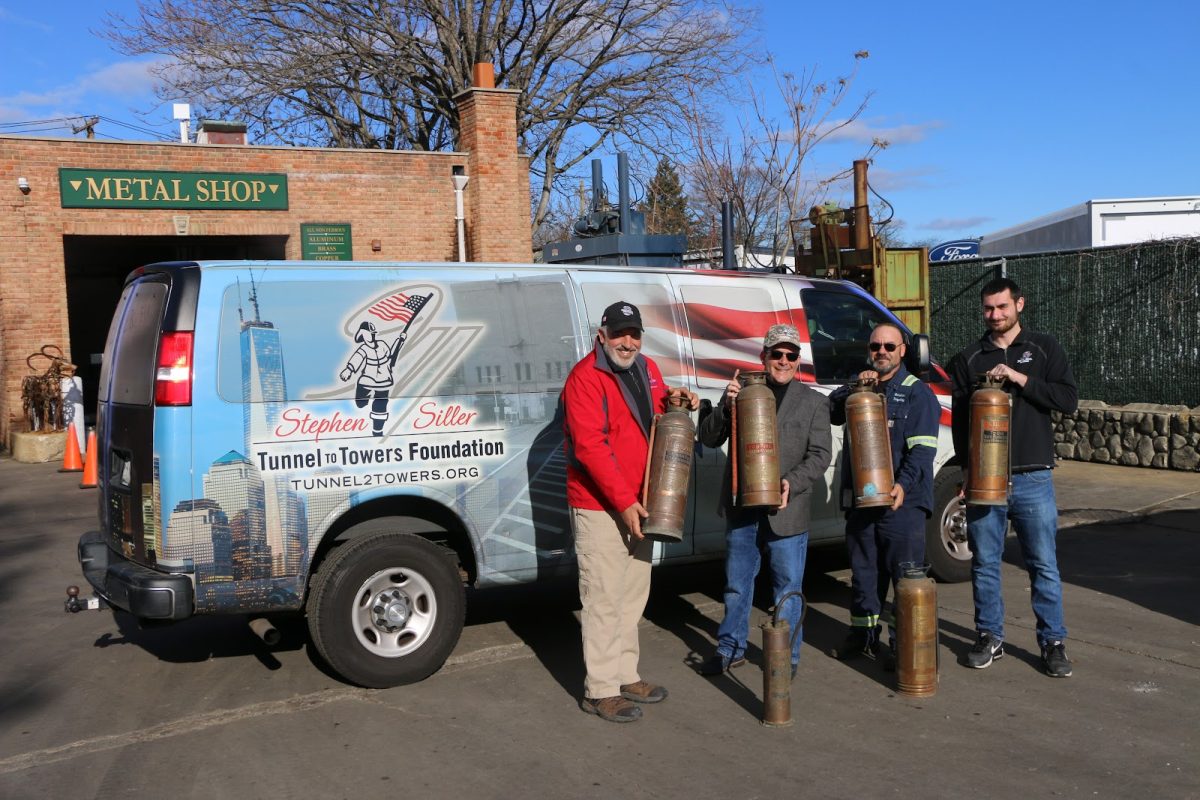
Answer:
[{"left": 563, "top": 343, "right": 669, "bottom": 512}]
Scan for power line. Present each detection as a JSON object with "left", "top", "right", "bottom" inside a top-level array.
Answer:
[{"left": 0, "top": 114, "right": 175, "bottom": 142}]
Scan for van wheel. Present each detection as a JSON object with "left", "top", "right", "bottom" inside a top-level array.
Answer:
[
  {"left": 307, "top": 531, "right": 465, "bottom": 688},
  {"left": 926, "top": 467, "right": 972, "bottom": 583}
]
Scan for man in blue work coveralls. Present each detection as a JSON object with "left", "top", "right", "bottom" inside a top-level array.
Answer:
[{"left": 828, "top": 322, "right": 941, "bottom": 669}]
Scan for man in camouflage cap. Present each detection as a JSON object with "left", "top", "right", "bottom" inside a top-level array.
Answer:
[{"left": 697, "top": 323, "right": 832, "bottom": 679}]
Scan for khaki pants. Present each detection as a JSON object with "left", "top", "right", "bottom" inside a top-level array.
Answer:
[{"left": 571, "top": 507, "right": 653, "bottom": 699}]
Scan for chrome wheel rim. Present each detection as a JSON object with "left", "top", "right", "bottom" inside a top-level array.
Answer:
[
  {"left": 940, "top": 494, "right": 972, "bottom": 562},
  {"left": 352, "top": 567, "right": 437, "bottom": 658}
]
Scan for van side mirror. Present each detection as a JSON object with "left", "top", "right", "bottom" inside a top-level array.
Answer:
[{"left": 906, "top": 333, "right": 931, "bottom": 378}]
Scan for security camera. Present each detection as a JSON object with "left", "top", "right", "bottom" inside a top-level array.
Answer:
[{"left": 17, "top": 177, "right": 30, "bottom": 194}]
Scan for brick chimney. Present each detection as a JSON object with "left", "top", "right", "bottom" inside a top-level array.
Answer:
[
  {"left": 454, "top": 63, "right": 532, "bottom": 262},
  {"left": 195, "top": 120, "right": 248, "bottom": 145}
]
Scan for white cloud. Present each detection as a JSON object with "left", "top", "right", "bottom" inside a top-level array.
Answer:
[
  {"left": 0, "top": 6, "right": 53, "bottom": 34},
  {"left": 0, "top": 58, "right": 167, "bottom": 113},
  {"left": 819, "top": 117, "right": 943, "bottom": 145},
  {"left": 864, "top": 165, "right": 939, "bottom": 192},
  {"left": 923, "top": 216, "right": 993, "bottom": 231}
]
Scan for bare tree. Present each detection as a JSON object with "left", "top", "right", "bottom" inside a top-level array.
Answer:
[
  {"left": 103, "top": 0, "right": 755, "bottom": 230},
  {"left": 682, "top": 52, "right": 884, "bottom": 268}
]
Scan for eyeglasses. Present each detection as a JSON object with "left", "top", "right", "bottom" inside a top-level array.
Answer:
[
  {"left": 768, "top": 349, "right": 799, "bottom": 362},
  {"left": 869, "top": 342, "right": 899, "bottom": 352}
]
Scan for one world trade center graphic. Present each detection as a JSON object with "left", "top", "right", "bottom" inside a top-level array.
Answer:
[{"left": 240, "top": 281, "right": 309, "bottom": 577}]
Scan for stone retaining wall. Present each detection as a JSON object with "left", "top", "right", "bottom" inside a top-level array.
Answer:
[{"left": 1052, "top": 401, "right": 1200, "bottom": 471}]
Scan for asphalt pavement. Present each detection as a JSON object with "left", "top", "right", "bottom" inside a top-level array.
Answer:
[{"left": 0, "top": 456, "right": 1196, "bottom": 799}]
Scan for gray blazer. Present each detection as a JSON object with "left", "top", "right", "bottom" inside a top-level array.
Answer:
[{"left": 698, "top": 380, "right": 833, "bottom": 535}]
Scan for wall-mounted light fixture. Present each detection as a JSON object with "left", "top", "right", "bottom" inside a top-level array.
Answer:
[
  {"left": 17, "top": 177, "right": 30, "bottom": 194},
  {"left": 452, "top": 166, "right": 469, "bottom": 262}
]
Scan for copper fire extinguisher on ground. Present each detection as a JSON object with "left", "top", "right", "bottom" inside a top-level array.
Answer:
[
  {"left": 641, "top": 395, "right": 695, "bottom": 543},
  {"left": 845, "top": 378, "right": 894, "bottom": 508},
  {"left": 732, "top": 371, "right": 781, "bottom": 507},
  {"left": 966, "top": 374, "right": 1011, "bottom": 505},
  {"left": 895, "top": 563, "right": 938, "bottom": 697},
  {"left": 760, "top": 590, "right": 805, "bottom": 728}
]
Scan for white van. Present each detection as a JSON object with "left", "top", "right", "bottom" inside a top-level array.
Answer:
[{"left": 77, "top": 260, "right": 966, "bottom": 687}]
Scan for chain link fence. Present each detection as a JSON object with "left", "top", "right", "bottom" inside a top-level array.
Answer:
[{"left": 929, "top": 238, "right": 1200, "bottom": 407}]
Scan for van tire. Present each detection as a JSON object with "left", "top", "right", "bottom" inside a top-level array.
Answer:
[
  {"left": 307, "top": 531, "right": 465, "bottom": 688},
  {"left": 926, "top": 467, "right": 972, "bottom": 583}
]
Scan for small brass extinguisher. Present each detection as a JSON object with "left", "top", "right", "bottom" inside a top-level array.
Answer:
[
  {"left": 895, "top": 562, "right": 938, "bottom": 697},
  {"left": 760, "top": 590, "right": 805, "bottom": 728},
  {"left": 966, "top": 374, "right": 1011, "bottom": 505},
  {"left": 845, "top": 378, "right": 894, "bottom": 508},
  {"left": 732, "top": 371, "right": 781, "bottom": 507},
  {"left": 641, "top": 395, "right": 695, "bottom": 543}
]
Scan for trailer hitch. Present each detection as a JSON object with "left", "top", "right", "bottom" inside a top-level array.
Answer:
[{"left": 64, "top": 585, "right": 108, "bottom": 613}]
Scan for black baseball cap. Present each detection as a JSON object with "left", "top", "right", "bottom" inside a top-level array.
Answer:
[{"left": 600, "top": 301, "right": 644, "bottom": 332}]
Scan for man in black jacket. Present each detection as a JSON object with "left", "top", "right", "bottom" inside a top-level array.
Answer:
[{"left": 949, "top": 278, "right": 1078, "bottom": 678}]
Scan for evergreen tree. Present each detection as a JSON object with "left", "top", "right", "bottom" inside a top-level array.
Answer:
[{"left": 643, "top": 158, "right": 692, "bottom": 240}]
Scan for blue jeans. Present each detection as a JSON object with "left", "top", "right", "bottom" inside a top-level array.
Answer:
[
  {"left": 966, "top": 469, "right": 1066, "bottom": 646},
  {"left": 716, "top": 512, "right": 808, "bottom": 666}
]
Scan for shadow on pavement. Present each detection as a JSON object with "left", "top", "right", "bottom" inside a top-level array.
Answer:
[
  {"left": 93, "top": 611, "right": 299, "bottom": 672},
  {"left": 1010, "top": 508, "right": 1199, "bottom": 627}
]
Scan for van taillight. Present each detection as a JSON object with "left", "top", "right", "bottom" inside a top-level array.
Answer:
[{"left": 155, "top": 332, "right": 193, "bottom": 406}]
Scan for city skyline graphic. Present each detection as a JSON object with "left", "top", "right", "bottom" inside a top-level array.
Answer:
[{"left": 162, "top": 287, "right": 353, "bottom": 611}]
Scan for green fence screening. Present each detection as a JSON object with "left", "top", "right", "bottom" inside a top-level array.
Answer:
[{"left": 929, "top": 238, "right": 1200, "bottom": 407}]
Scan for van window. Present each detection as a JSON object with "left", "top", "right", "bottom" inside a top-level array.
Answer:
[
  {"left": 800, "top": 289, "right": 898, "bottom": 383},
  {"left": 218, "top": 274, "right": 575, "bottom": 402},
  {"left": 103, "top": 280, "right": 169, "bottom": 406}
]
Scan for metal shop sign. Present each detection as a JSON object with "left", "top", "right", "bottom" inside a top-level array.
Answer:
[
  {"left": 301, "top": 223, "right": 353, "bottom": 260},
  {"left": 58, "top": 168, "right": 288, "bottom": 210}
]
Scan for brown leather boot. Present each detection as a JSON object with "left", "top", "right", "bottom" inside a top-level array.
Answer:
[
  {"left": 620, "top": 680, "right": 668, "bottom": 703},
  {"left": 580, "top": 695, "right": 643, "bottom": 722}
]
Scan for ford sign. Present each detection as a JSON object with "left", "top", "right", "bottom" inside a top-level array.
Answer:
[{"left": 929, "top": 239, "right": 981, "bottom": 262}]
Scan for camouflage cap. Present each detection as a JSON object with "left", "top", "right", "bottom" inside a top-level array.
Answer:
[{"left": 763, "top": 323, "right": 802, "bottom": 350}]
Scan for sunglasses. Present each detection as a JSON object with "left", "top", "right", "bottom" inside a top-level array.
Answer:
[
  {"left": 767, "top": 349, "right": 799, "bottom": 362},
  {"left": 869, "top": 342, "right": 899, "bottom": 352}
]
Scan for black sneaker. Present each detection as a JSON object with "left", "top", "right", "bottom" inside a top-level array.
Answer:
[
  {"left": 1041, "top": 640, "right": 1073, "bottom": 678},
  {"left": 966, "top": 632, "right": 1004, "bottom": 669},
  {"left": 698, "top": 653, "right": 747, "bottom": 676},
  {"left": 830, "top": 629, "right": 879, "bottom": 661}
]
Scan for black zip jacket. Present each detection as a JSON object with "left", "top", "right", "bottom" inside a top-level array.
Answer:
[{"left": 949, "top": 328, "right": 1078, "bottom": 471}]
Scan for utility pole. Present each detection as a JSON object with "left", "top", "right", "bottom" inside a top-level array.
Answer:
[{"left": 71, "top": 117, "right": 100, "bottom": 139}]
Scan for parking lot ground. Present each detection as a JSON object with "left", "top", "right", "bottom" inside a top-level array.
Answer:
[{"left": 1, "top": 457, "right": 1196, "bottom": 798}]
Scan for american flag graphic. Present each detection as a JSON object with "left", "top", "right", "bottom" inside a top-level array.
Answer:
[{"left": 368, "top": 292, "right": 431, "bottom": 324}]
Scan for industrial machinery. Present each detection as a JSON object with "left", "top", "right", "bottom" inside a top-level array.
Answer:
[
  {"left": 793, "top": 160, "right": 931, "bottom": 334},
  {"left": 543, "top": 153, "right": 687, "bottom": 267}
]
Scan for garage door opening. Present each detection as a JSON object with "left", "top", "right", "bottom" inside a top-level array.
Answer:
[{"left": 64, "top": 235, "right": 287, "bottom": 423}]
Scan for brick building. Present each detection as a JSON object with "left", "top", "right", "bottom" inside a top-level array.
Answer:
[{"left": 0, "top": 67, "right": 532, "bottom": 449}]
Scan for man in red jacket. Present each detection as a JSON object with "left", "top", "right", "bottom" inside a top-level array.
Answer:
[{"left": 563, "top": 300, "right": 698, "bottom": 723}]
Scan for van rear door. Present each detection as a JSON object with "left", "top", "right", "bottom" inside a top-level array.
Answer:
[{"left": 97, "top": 265, "right": 198, "bottom": 566}]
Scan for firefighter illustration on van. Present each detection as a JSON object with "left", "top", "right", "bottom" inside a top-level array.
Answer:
[{"left": 339, "top": 291, "right": 432, "bottom": 435}]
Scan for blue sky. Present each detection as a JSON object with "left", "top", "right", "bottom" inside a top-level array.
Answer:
[{"left": 2, "top": 1, "right": 1197, "bottom": 243}]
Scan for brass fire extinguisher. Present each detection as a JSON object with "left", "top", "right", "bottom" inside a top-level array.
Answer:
[
  {"left": 966, "top": 374, "right": 1011, "bottom": 505},
  {"left": 845, "top": 378, "right": 894, "bottom": 508},
  {"left": 732, "top": 371, "right": 781, "bottom": 507},
  {"left": 642, "top": 395, "right": 695, "bottom": 543},
  {"left": 895, "top": 563, "right": 938, "bottom": 697},
  {"left": 760, "top": 590, "right": 805, "bottom": 728}
]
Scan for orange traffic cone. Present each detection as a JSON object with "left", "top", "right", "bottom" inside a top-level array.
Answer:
[
  {"left": 79, "top": 428, "right": 98, "bottom": 489},
  {"left": 59, "top": 422, "right": 84, "bottom": 473}
]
